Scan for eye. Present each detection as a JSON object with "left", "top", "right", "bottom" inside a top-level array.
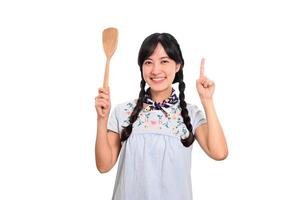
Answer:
[
  {"left": 144, "top": 60, "right": 152, "bottom": 65},
  {"left": 161, "top": 60, "right": 169, "bottom": 64}
]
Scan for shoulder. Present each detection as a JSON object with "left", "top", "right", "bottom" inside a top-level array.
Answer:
[
  {"left": 185, "top": 102, "right": 205, "bottom": 119},
  {"left": 114, "top": 99, "right": 137, "bottom": 111},
  {"left": 112, "top": 99, "right": 138, "bottom": 118},
  {"left": 185, "top": 102, "right": 201, "bottom": 113}
]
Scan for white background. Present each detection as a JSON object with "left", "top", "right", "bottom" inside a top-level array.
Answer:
[{"left": 1, "top": 0, "right": 299, "bottom": 199}]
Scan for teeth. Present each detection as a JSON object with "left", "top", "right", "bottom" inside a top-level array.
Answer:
[{"left": 152, "top": 78, "right": 165, "bottom": 81}]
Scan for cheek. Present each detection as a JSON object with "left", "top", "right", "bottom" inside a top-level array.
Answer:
[
  {"left": 167, "top": 70, "right": 177, "bottom": 83},
  {"left": 142, "top": 68, "right": 150, "bottom": 79},
  {"left": 167, "top": 68, "right": 177, "bottom": 78}
]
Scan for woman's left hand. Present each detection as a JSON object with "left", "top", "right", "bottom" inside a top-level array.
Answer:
[{"left": 196, "top": 58, "right": 215, "bottom": 101}]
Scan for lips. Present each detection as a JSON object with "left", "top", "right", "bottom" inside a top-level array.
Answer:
[{"left": 151, "top": 77, "right": 166, "bottom": 83}]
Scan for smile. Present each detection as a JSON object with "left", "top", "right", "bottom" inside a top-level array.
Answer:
[{"left": 151, "top": 77, "right": 166, "bottom": 83}]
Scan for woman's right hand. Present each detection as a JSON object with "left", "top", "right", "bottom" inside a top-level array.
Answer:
[{"left": 95, "top": 87, "right": 111, "bottom": 119}]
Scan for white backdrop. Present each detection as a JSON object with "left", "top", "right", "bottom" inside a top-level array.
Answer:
[{"left": 1, "top": 0, "right": 299, "bottom": 199}]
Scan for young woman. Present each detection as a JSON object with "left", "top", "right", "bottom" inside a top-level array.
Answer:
[{"left": 95, "top": 32, "right": 228, "bottom": 200}]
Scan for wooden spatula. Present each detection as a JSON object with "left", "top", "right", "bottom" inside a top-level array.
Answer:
[
  {"left": 102, "top": 27, "right": 118, "bottom": 89},
  {"left": 101, "top": 27, "right": 118, "bottom": 116}
]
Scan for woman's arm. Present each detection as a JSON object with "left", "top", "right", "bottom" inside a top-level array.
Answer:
[
  {"left": 95, "top": 87, "right": 121, "bottom": 173},
  {"left": 195, "top": 99, "right": 228, "bottom": 160},
  {"left": 194, "top": 58, "right": 228, "bottom": 160},
  {"left": 95, "top": 117, "right": 121, "bottom": 173}
]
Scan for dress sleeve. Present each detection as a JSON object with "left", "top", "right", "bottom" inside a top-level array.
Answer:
[
  {"left": 189, "top": 104, "right": 207, "bottom": 135},
  {"left": 107, "top": 104, "right": 120, "bottom": 134}
]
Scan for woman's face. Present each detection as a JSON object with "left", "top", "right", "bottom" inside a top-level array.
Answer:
[{"left": 142, "top": 43, "right": 180, "bottom": 92}]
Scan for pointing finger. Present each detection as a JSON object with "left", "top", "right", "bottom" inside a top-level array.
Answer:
[{"left": 200, "top": 58, "right": 205, "bottom": 77}]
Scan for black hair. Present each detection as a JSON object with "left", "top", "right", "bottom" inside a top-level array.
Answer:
[{"left": 120, "top": 33, "right": 195, "bottom": 147}]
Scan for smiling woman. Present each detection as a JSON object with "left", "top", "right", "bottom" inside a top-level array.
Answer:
[{"left": 95, "top": 32, "right": 228, "bottom": 200}]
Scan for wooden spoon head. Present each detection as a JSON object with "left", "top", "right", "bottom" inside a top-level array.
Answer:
[{"left": 102, "top": 27, "right": 118, "bottom": 59}]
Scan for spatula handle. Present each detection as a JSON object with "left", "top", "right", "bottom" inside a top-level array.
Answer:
[
  {"left": 100, "top": 59, "right": 110, "bottom": 116},
  {"left": 103, "top": 58, "right": 110, "bottom": 89}
]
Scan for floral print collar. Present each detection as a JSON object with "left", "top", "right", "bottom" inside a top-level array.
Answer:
[{"left": 143, "top": 87, "right": 179, "bottom": 117}]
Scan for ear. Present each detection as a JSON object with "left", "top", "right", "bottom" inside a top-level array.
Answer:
[{"left": 175, "top": 64, "right": 180, "bottom": 72}]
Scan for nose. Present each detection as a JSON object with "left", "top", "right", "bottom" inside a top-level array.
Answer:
[{"left": 151, "top": 62, "right": 162, "bottom": 75}]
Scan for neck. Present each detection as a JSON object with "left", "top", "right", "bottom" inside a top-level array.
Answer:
[{"left": 150, "top": 87, "right": 173, "bottom": 103}]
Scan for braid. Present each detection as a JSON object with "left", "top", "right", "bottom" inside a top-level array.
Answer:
[
  {"left": 177, "top": 70, "right": 195, "bottom": 147},
  {"left": 120, "top": 79, "right": 146, "bottom": 142}
]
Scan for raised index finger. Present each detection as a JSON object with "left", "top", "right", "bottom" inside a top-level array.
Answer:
[{"left": 200, "top": 58, "right": 205, "bottom": 77}]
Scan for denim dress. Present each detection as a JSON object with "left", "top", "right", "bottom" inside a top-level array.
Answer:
[{"left": 107, "top": 99, "right": 207, "bottom": 200}]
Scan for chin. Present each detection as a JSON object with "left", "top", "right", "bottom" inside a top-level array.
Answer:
[{"left": 148, "top": 84, "right": 170, "bottom": 92}]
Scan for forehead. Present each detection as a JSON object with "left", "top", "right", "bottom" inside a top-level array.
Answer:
[{"left": 148, "top": 43, "right": 168, "bottom": 59}]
